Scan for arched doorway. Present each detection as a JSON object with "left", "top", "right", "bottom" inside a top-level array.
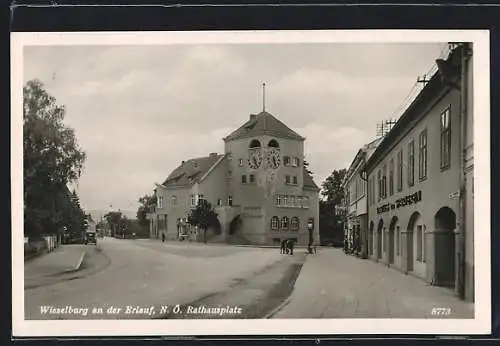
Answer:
[
  {"left": 229, "top": 215, "right": 243, "bottom": 235},
  {"left": 377, "top": 219, "right": 383, "bottom": 259},
  {"left": 369, "top": 221, "right": 374, "bottom": 256},
  {"left": 407, "top": 212, "right": 421, "bottom": 272},
  {"left": 388, "top": 216, "right": 398, "bottom": 264},
  {"left": 434, "top": 207, "right": 456, "bottom": 288}
]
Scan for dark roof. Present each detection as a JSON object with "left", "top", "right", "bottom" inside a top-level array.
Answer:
[
  {"left": 162, "top": 154, "right": 224, "bottom": 188},
  {"left": 365, "top": 45, "right": 465, "bottom": 172},
  {"left": 223, "top": 111, "right": 305, "bottom": 142},
  {"left": 303, "top": 167, "right": 319, "bottom": 190}
]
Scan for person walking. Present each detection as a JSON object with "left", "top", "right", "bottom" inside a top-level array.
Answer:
[
  {"left": 280, "top": 239, "right": 286, "bottom": 254},
  {"left": 288, "top": 239, "right": 295, "bottom": 255},
  {"left": 162, "top": 233, "right": 166, "bottom": 243}
]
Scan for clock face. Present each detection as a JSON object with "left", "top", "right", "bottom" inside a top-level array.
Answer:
[
  {"left": 266, "top": 148, "right": 281, "bottom": 169},
  {"left": 248, "top": 149, "right": 263, "bottom": 169}
]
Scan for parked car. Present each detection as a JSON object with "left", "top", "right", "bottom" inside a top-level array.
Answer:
[{"left": 84, "top": 232, "right": 97, "bottom": 245}]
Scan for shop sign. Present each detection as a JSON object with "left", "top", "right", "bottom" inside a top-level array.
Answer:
[{"left": 376, "top": 190, "right": 422, "bottom": 214}]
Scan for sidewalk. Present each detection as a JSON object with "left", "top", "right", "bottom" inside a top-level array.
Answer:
[
  {"left": 272, "top": 248, "right": 474, "bottom": 319},
  {"left": 24, "top": 244, "right": 86, "bottom": 280}
]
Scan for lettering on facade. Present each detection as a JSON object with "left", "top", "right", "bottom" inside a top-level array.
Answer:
[{"left": 376, "top": 190, "right": 422, "bottom": 215}]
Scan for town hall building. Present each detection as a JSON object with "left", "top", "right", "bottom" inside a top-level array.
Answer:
[{"left": 149, "top": 110, "right": 320, "bottom": 246}]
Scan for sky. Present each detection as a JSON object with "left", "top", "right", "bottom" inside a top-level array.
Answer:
[{"left": 23, "top": 41, "right": 448, "bottom": 218}]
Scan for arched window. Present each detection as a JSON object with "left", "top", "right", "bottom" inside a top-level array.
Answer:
[
  {"left": 249, "top": 139, "right": 261, "bottom": 148},
  {"left": 291, "top": 217, "right": 299, "bottom": 231},
  {"left": 271, "top": 216, "right": 279, "bottom": 230},
  {"left": 281, "top": 216, "right": 289, "bottom": 230},
  {"left": 268, "top": 139, "right": 279, "bottom": 148}
]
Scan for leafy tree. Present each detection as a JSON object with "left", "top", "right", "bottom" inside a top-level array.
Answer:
[
  {"left": 23, "top": 79, "right": 86, "bottom": 237},
  {"left": 319, "top": 169, "right": 347, "bottom": 245},
  {"left": 303, "top": 159, "right": 313, "bottom": 175},
  {"left": 104, "top": 211, "right": 123, "bottom": 237},
  {"left": 136, "top": 194, "right": 157, "bottom": 226},
  {"left": 320, "top": 168, "right": 347, "bottom": 204},
  {"left": 187, "top": 200, "right": 219, "bottom": 244}
]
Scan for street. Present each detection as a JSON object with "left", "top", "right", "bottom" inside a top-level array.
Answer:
[
  {"left": 271, "top": 247, "right": 474, "bottom": 319},
  {"left": 24, "top": 237, "right": 300, "bottom": 319},
  {"left": 24, "top": 239, "right": 474, "bottom": 320}
]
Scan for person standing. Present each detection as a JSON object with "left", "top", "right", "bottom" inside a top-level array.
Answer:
[{"left": 162, "top": 232, "right": 166, "bottom": 243}]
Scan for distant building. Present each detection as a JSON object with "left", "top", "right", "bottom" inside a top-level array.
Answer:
[
  {"left": 150, "top": 110, "right": 320, "bottom": 246},
  {"left": 363, "top": 43, "right": 474, "bottom": 301},
  {"left": 341, "top": 137, "right": 381, "bottom": 257}
]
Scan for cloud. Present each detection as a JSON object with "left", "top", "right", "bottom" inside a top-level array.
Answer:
[{"left": 22, "top": 42, "right": 446, "bottom": 211}]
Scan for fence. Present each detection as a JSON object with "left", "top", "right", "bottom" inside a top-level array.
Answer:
[{"left": 24, "top": 234, "right": 60, "bottom": 260}]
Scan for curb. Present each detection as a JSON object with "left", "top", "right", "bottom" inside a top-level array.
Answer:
[
  {"left": 72, "top": 251, "right": 86, "bottom": 272},
  {"left": 264, "top": 295, "right": 293, "bottom": 319}
]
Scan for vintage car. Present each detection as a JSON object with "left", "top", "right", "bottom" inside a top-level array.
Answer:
[{"left": 84, "top": 231, "right": 97, "bottom": 245}]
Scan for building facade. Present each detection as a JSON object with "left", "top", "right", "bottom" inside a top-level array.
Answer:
[
  {"left": 342, "top": 138, "right": 381, "bottom": 257},
  {"left": 151, "top": 110, "right": 320, "bottom": 246},
  {"left": 364, "top": 43, "right": 474, "bottom": 301}
]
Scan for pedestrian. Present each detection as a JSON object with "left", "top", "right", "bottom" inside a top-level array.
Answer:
[
  {"left": 313, "top": 242, "right": 317, "bottom": 254},
  {"left": 280, "top": 239, "right": 286, "bottom": 254},
  {"left": 288, "top": 239, "right": 294, "bottom": 255},
  {"left": 162, "top": 233, "right": 166, "bottom": 243}
]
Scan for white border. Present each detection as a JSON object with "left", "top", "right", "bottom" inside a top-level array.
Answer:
[{"left": 11, "top": 30, "right": 491, "bottom": 337}]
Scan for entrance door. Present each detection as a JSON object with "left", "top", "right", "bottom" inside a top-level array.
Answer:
[{"left": 407, "top": 229, "right": 414, "bottom": 272}]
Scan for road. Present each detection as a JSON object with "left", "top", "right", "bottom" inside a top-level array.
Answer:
[
  {"left": 271, "top": 247, "right": 474, "bottom": 319},
  {"left": 24, "top": 237, "right": 299, "bottom": 320}
]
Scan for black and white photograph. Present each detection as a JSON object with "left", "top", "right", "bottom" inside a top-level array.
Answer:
[{"left": 11, "top": 30, "right": 491, "bottom": 336}]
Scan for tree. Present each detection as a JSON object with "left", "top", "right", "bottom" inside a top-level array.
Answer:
[
  {"left": 136, "top": 194, "right": 157, "bottom": 227},
  {"left": 321, "top": 168, "right": 347, "bottom": 204},
  {"left": 319, "top": 169, "right": 347, "bottom": 245},
  {"left": 23, "top": 79, "right": 86, "bottom": 237},
  {"left": 303, "top": 159, "right": 313, "bottom": 175},
  {"left": 187, "top": 200, "right": 219, "bottom": 244},
  {"left": 104, "top": 211, "right": 123, "bottom": 237}
]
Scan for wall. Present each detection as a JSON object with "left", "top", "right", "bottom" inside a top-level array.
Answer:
[{"left": 367, "top": 82, "right": 461, "bottom": 284}]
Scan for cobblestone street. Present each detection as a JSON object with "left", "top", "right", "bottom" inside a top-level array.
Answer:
[{"left": 272, "top": 247, "right": 474, "bottom": 318}]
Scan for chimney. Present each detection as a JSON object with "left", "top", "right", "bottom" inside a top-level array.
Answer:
[{"left": 250, "top": 114, "right": 257, "bottom": 121}]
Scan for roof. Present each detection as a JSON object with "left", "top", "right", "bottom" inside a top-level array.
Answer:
[
  {"left": 162, "top": 154, "right": 225, "bottom": 188},
  {"left": 303, "top": 167, "right": 319, "bottom": 190},
  {"left": 364, "top": 44, "right": 465, "bottom": 172},
  {"left": 223, "top": 111, "right": 305, "bottom": 142}
]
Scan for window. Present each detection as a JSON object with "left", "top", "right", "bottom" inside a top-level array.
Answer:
[
  {"left": 387, "top": 159, "right": 394, "bottom": 196},
  {"left": 197, "top": 194, "right": 205, "bottom": 205},
  {"left": 283, "top": 195, "right": 289, "bottom": 206},
  {"left": 281, "top": 216, "right": 289, "bottom": 230},
  {"left": 397, "top": 149, "right": 403, "bottom": 192},
  {"left": 419, "top": 129, "right": 427, "bottom": 181},
  {"left": 416, "top": 225, "right": 423, "bottom": 261},
  {"left": 396, "top": 226, "right": 400, "bottom": 256},
  {"left": 302, "top": 196, "right": 309, "bottom": 208},
  {"left": 217, "top": 199, "right": 222, "bottom": 206},
  {"left": 291, "top": 217, "right": 299, "bottom": 231},
  {"left": 377, "top": 170, "right": 382, "bottom": 201},
  {"left": 296, "top": 196, "right": 302, "bottom": 207},
  {"left": 241, "top": 175, "right": 247, "bottom": 184},
  {"left": 276, "top": 195, "right": 282, "bottom": 206},
  {"left": 249, "top": 174, "right": 255, "bottom": 183},
  {"left": 271, "top": 216, "right": 279, "bottom": 230},
  {"left": 239, "top": 159, "right": 244, "bottom": 167},
  {"left": 368, "top": 178, "right": 372, "bottom": 205},
  {"left": 190, "top": 195, "right": 196, "bottom": 207},
  {"left": 171, "top": 196, "right": 177, "bottom": 207},
  {"left": 228, "top": 195, "right": 233, "bottom": 206},
  {"left": 249, "top": 139, "right": 261, "bottom": 148},
  {"left": 157, "top": 196, "right": 163, "bottom": 209},
  {"left": 440, "top": 107, "right": 451, "bottom": 169},
  {"left": 408, "top": 140, "right": 415, "bottom": 187},
  {"left": 290, "top": 196, "right": 296, "bottom": 207},
  {"left": 284, "top": 156, "right": 291, "bottom": 166},
  {"left": 293, "top": 176, "right": 297, "bottom": 185},
  {"left": 285, "top": 175, "right": 291, "bottom": 184},
  {"left": 293, "top": 157, "right": 300, "bottom": 167},
  {"left": 382, "top": 164, "right": 387, "bottom": 199},
  {"left": 268, "top": 139, "right": 279, "bottom": 148}
]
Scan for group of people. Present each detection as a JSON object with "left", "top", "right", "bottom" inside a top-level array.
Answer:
[{"left": 280, "top": 239, "right": 295, "bottom": 255}]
